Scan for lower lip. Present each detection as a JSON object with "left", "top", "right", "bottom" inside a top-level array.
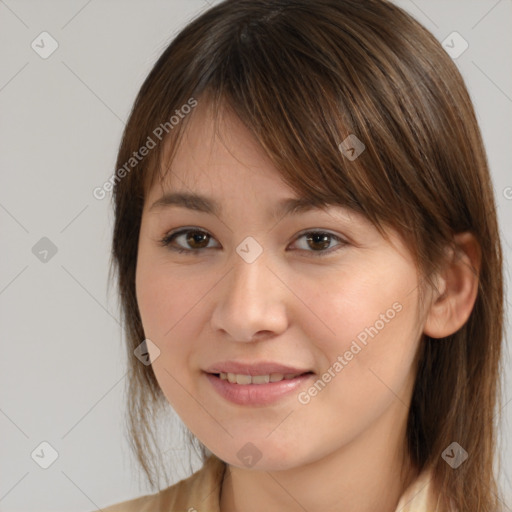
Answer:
[{"left": 204, "top": 372, "right": 314, "bottom": 406}]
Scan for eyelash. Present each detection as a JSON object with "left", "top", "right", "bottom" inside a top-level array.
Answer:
[{"left": 158, "top": 228, "right": 347, "bottom": 258}]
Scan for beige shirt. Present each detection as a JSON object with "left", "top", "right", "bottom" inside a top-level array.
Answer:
[{"left": 98, "top": 454, "right": 440, "bottom": 512}]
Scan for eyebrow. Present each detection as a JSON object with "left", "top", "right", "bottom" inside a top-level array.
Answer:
[{"left": 148, "top": 191, "right": 332, "bottom": 219}]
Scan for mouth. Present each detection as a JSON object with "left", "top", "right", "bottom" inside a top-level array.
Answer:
[
  {"left": 204, "top": 370, "right": 315, "bottom": 406},
  {"left": 212, "top": 371, "right": 314, "bottom": 384}
]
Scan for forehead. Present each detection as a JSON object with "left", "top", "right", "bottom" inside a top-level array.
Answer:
[
  {"left": 148, "top": 100, "right": 294, "bottom": 200},
  {"left": 145, "top": 100, "right": 372, "bottom": 231}
]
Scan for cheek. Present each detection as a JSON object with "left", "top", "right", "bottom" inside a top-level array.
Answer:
[
  {"left": 297, "top": 260, "right": 421, "bottom": 391},
  {"left": 135, "top": 255, "right": 216, "bottom": 393},
  {"left": 135, "top": 261, "right": 203, "bottom": 413},
  {"left": 285, "top": 273, "right": 422, "bottom": 450},
  {"left": 135, "top": 255, "right": 200, "bottom": 340}
]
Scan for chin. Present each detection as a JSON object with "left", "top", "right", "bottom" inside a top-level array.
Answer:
[{"left": 210, "top": 441, "right": 305, "bottom": 472}]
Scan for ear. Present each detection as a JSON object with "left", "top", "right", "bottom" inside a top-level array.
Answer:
[{"left": 423, "top": 232, "right": 481, "bottom": 339}]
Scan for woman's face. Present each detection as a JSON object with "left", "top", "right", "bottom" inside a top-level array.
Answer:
[{"left": 135, "top": 102, "right": 430, "bottom": 471}]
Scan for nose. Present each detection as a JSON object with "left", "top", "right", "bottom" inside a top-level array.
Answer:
[{"left": 210, "top": 246, "right": 289, "bottom": 343}]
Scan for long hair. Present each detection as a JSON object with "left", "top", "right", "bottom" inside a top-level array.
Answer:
[{"left": 108, "top": 1, "right": 505, "bottom": 510}]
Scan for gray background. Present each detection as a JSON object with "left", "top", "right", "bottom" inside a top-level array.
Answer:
[{"left": 0, "top": 0, "right": 511, "bottom": 510}]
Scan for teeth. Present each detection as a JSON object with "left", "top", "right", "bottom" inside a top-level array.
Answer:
[
  {"left": 236, "top": 374, "right": 252, "bottom": 385},
  {"left": 252, "top": 374, "right": 270, "bottom": 384},
  {"left": 219, "top": 372, "right": 302, "bottom": 384}
]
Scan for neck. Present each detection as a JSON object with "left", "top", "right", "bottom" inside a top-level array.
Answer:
[{"left": 219, "top": 401, "right": 419, "bottom": 512}]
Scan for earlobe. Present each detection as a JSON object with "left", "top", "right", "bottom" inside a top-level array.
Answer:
[{"left": 423, "top": 232, "right": 481, "bottom": 339}]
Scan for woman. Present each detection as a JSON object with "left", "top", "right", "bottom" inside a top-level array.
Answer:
[{"left": 99, "top": 0, "right": 505, "bottom": 510}]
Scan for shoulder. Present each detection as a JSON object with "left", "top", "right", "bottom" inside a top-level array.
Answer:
[
  {"left": 394, "top": 466, "right": 441, "bottom": 512},
  {"left": 97, "top": 454, "right": 227, "bottom": 512}
]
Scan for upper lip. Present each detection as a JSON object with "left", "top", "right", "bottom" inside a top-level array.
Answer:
[{"left": 205, "top": 361, "right": 313, "bottom": 376}]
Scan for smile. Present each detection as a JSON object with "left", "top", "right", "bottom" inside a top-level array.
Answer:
[
  {"left": 204, "top": 371, "right": 315, "bottom": 406},
  {"left": 219, "top": 372, "right": 304, "bottom": 384}
]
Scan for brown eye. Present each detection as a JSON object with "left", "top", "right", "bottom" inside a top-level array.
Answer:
[
  {"left": 290, "top": 231, "right": 347, "bottom": 257},
  {"left": 306, "top": 233, "right": 331, "bottom": 251},
  {"left": 160, "top": 228, "right": 218, "bottom": 254},
  {"left": 185, "top": 230, "right": 210, "bottom": 249}
]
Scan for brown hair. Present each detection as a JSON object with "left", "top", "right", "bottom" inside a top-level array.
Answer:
[{"left": 108, "top": 0, "right": 505, "bottom": 510}]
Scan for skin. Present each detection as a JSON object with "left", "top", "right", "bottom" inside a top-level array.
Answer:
[{"left": 135, "top": 100, "right": 481, "bottom": 512}]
